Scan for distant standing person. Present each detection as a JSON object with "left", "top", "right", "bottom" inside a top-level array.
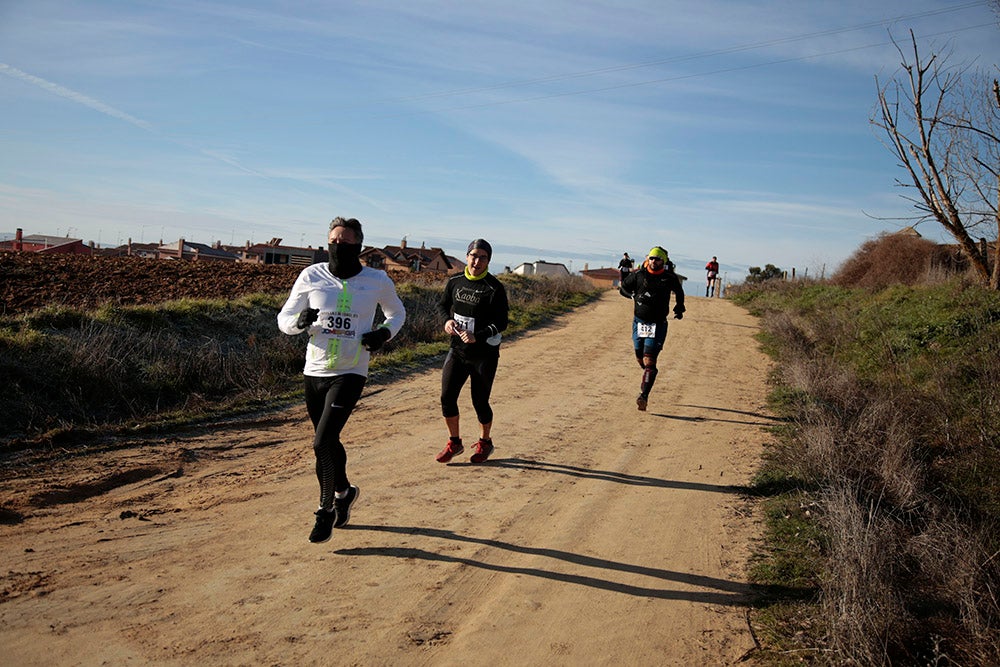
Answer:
[
  {"left": 277, "top": 217, "right": 406, "bottom": 543},
  {"left": 436, "top": 239, "right": 510, "bottom": 464},
  {"left": 705, "top": 256, "right": 719, "bottom": 297},
  {"left": 620, "top": 246, "right": 685, "bottom": 411},
  {"left": 618, "top": 252, "right": 635, "bottom": 282}
]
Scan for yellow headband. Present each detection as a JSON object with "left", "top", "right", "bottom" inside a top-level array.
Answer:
[{"left": 647, "top": 247, "right": 669, "bottom": 261}]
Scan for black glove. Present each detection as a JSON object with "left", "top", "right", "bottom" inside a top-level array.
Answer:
[
  {"left": 361, "top": 327, "right": 391, "bottom": 351},
  {"left": 296, "top": 308, "right": 319, "bottom": 330},
  {"left": 673, "top": 310, "right": 684, "bottom": 320},
  {"left": 618, "top": 286, "right": 633, "bottom": 299}
]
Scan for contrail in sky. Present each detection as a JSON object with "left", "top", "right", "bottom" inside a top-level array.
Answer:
[
  {"left": 1, "top": 62, "right": 154, "bottom": 131},
  {"left": 1, "top": 62, "right": 388, "bottom": 207},
  {"left": 0, "top": 62, "right": 279, "bottom": 180}
]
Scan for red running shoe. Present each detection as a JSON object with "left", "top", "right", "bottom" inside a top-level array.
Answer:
[
  {"left": 470, "top": 438, "right": 494, "bottom": 463},
  {"left": 436, "top": 439, "right": 463, "bottom": 463}
]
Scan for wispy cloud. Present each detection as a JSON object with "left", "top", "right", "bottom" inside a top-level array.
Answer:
[
  {"left": 0, "top": 62, "right": 388, "bottom": 209},
  {"left": 0, "top": 63, "right": 154, "bottom": 131}
]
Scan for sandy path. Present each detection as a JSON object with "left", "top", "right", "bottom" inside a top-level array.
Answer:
[{"left": 0, "top": 291, "right": 774, "bottom": 666}]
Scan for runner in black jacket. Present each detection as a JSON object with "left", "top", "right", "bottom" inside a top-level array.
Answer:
[
  {"left": 435, "top": 238, "right": 510, "bottom": 464},
  {"left": 620, "top": 246, "right": 685, "bottom": 411}
]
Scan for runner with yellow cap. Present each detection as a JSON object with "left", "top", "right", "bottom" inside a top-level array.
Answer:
[{"left": 619, "top": 246, "right": 685, "bottom": 411}]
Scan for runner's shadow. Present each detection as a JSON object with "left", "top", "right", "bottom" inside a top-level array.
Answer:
[
  {"left": 677, "top": 404, "right": 792, "bottom": 423},
  {"left": 337, "top": 524, "right": 810, "bottom": 605},
  {"left": 460, "top": 458, "right": 745, "bottom": 494},
  {"left": 649, "top": 410, "right": 776, "bottom": 426},
  {"left": 649, "top": 413, "right": 709, "bottom": 422}
]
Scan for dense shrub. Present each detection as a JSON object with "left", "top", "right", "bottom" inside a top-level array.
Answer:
[{"left": 831, "top": 231, "right": 938, "bottom": 289}]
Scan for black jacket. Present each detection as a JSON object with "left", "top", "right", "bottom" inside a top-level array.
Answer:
[
  {"left": 620, "top": 265, "right": 685, "bottom": 322},
  {"left": 438, "top": 271, "right": 509, "bottom": 357}
]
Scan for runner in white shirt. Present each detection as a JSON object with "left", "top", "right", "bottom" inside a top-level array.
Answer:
[{"left": 278, "top": 217, "right": 405, "bottom": 543}]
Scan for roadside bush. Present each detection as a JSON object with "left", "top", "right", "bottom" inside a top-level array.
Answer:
[{"left": 831, "top": 231, "right": 938, "bottom": 290}]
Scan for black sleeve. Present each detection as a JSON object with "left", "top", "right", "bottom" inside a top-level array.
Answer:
[
  {"left": 473, "top": 277, "right": 509, "bottom": 339},
  {"left": 438, "top": 277, "right": 454, "bottom": 319}
]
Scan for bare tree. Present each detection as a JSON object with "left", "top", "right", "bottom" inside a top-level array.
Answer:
[{"left": 873, "top": 31, "right": 1000, "bottom": 289}]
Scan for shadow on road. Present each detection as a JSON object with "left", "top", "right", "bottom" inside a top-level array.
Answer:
[
  {"left": 337, "top": 524, "right": 769, "bottom": 606},
  {"left": 677, "top": 404, "right": 792, "bottom": 422},
  {"left": 456, "top": 458, "right": 746, "bottom": 494},
  {"left": 649, "top": 404, "right": 791, "bottom": 427}
]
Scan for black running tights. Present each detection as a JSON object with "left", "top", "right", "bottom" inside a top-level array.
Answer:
[
  {"left": 440, "top": 349, "right": 498, "bottom": 425},
  {"left": 304, "top": 373, "right": 366, "bottom": 510}
]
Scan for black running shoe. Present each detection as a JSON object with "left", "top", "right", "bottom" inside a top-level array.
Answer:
[
  {"left": 333, "top": 485, "right": 359, "bottom": 528},
  {"left": 309, "top": 509, "right": 336, "bottom": 543}
]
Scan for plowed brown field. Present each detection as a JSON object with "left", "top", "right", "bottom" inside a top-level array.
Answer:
[{"left": 0, "top": 253, "right": 302, "bottom": 315}]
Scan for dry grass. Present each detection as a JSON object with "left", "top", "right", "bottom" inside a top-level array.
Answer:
[
  {"left": 0, "top": 273, "right": 600, "bottom": 448},
  {"left": 821, "top": 483, "right": 907, "bottom": 666},
  {"left": 737, "top": 279, "right": 1000, "bottom": 665}
]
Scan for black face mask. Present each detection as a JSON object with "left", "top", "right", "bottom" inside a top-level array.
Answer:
[{"left": 328, "top": 242, "right": 363, "bottom": 279}]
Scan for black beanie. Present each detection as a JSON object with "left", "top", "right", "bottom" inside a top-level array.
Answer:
[{"left": 467, "top": 238, "right": 492, "bottom": 260}]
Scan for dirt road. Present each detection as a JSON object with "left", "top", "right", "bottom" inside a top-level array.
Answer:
[{"left": 1, "top": 291, "right": 774, "bottom": 666}]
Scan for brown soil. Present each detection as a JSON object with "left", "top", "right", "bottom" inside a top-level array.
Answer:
[
  {"left": 0, "top": 291, "right": 773, "bottom": 665},
  {"left": 0, "top": 253, "right": 302, "bottom": 315}
]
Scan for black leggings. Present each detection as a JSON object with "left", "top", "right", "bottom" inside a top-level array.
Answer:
[
  {"left": 304, "top": 373, "right": 366, "bottom": 510},
  {"left": 440, "top": 349, "right": 499, "bottom": 425}
]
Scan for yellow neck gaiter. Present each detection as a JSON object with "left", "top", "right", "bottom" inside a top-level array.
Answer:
[{"left": 465, "top": 266, "right": 489, "bottom": 281}]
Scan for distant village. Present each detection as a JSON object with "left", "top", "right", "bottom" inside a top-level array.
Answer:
[{"left": 1, "top": 228, "right": 623, "bottom": 288}]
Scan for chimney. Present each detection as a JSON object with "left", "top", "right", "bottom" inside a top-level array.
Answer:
[
  {"left": 400, "top": 236, "right": 407, "bottom": 250},
  {"left": 14, "top": 228, "right": 23, "bottom": 252},
  {"left": 178, "top": 238, "right": 185, "bottom": 258}
]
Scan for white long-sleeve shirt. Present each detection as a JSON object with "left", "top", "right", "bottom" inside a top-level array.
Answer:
[{"left": 277, "top": 263, "right": 405, "bottom": 377}]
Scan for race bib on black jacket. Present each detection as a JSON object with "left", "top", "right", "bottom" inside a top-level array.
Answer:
[
  {"left": 622, "top": 267, "right": 685, "bottom": 323},
  {"left": 438, "top": 272, "right": 509, "bottom": 358}
]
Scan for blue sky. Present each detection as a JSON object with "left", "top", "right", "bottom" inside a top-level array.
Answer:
[{"left": 1, "top": 1, "right": 998, "bottom": 282}]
